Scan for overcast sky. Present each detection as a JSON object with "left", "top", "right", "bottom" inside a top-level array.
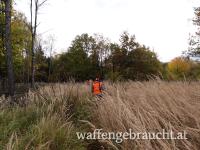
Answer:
[{"left": 15, "top": 0, "right": 200, "bottom": 62}]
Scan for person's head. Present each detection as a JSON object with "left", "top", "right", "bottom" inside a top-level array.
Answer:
[
  {"left": 95, "top": 77, "right": 100, "bottom": 81},
  {"left": 94, "top": 74, "right": 100, "bottom": 81}
]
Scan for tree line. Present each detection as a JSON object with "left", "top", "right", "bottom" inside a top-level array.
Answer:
[{"left": 1, "top": 1, "right": 200, "bottom": 97}]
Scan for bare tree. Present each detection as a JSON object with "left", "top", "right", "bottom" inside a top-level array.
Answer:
[
  {"left": 94, "top": 34, "right": 110, "bottom": 78},
  {"left": 30, "top": 0, "right": 48, "bottom": 87},
  {"left": 44, "top": 34, "right": 55, "bottom": 80},
  {"left": 4, "top": 0, "right": 15, "bottom": 97}
]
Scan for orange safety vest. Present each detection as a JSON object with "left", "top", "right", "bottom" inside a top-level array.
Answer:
[{"left": 92, "top": 81, "right": 102, "bottom": 95}]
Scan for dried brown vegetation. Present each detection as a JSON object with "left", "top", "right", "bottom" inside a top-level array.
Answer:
[
  {"left": 1, "top": 81, "right": 200, "bottom": 150},
  {"left": 92, "top": 81, "right": 200, "bottom": 150}
]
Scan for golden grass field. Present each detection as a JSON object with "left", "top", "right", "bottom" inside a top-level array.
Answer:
[{"left": 0, "top": 81, "right": 200, "bottom": 150}]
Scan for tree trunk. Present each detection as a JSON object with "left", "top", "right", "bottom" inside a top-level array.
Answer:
[
  {"left": 30, "top": 0, "right": 39, "bottom": 88},
  {"left": 48, "top": 44, "right": 53, "bottom": 81},
  {"left": 30, "top": 0, "right": 35, "bottom": 88},
  {"left": 31, "top": 32, "right": 35, "bottom": 87},
  {"left": 30, "top": 0, "right": 47, "bottom": 87},
  {"left": 5, "top": 0, "right": 15, "bottom": 96}
]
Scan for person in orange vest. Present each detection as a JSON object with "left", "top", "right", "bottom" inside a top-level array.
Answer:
[{"left": 92, "top": 77, "right": 104, "bottom": 97}]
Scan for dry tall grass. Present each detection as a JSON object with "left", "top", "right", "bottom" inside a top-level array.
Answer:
[
  {"left": 1, "top": 81, "right": 200, "bottom": 149},
  {"left": 92, "top": 81, "right": 200, "bottom": 150},
  {"left": 0, "top": 82, "right": 92, "bottom": 150}
]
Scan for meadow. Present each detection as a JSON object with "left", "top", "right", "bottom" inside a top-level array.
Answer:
[{"left": 0, "top": 81, "right": 200, "bottom": 150}]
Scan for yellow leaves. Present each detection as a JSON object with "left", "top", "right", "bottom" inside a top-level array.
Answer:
[{"left": 168, "top": 57, "right": 191, "bottom": 76}]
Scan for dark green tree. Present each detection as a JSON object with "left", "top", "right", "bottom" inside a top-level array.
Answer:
[
  {"left": 52, "top": 34, "right": 98, "bottom": 81},
  {"left": 126, "top": 46, "right": 162, "bottom": 80},
  {"left": 105, "top": 32, "right": 161, "bottom": 80},
  {"left": 34, "top": 43, "right": 48, "bottom": 82}
]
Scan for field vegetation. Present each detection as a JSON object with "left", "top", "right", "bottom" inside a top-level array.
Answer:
[{"left": 0, "top": 81, "right": 200, "bottom": 150}]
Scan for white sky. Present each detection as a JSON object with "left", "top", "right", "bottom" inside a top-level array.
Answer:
[{"left": 15, "top": 0, "right": 200, "bottom": 62}]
